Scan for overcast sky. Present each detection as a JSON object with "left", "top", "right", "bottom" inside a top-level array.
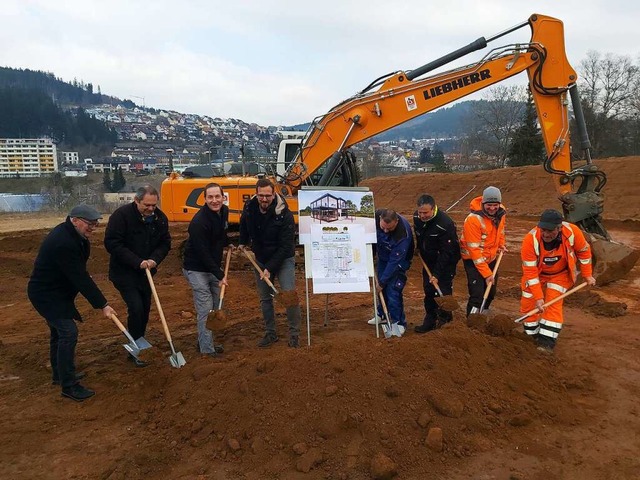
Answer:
[{"left": 2, "top": 1, "right": 638, "bottom": 126}]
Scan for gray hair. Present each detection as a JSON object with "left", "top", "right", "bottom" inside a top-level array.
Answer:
[{"left": 135, "top": 185, "right": 159, "bottom": 201}]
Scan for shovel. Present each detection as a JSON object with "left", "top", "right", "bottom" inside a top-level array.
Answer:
[
  {"left": 145, "top": 268, "right": 187, "bottom": 368},
  {"left": 207, "top": 248, "right": 232, "bottom": 329},
  {"left": 374, "top": 276, "right": 403, "bottom": 338},
  {"left": 109, "top": 313, "right": 143, "bottom": 360},
  {"left": 417, "top": 253, "right": 459, "bottom": 312},
  {"left": 242, "top": 248, "right": 299, "bottom": 308},
  {"left": 470, "top": 250, "right": 504, "bottom": 314},
  {"left": 514, "top": 282, "right": 588, "bottom": 323}
]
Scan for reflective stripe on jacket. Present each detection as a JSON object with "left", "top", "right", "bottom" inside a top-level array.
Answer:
[
  {"left": 460, "top": 196, "right": 506, "bottom": 278},
  {"left": 520, "top": 221, "right": 593, "bottom": 300}
]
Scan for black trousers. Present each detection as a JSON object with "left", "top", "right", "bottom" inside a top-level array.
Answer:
[
  {"left": 46, "top": 317, "right": 79, "bottom": 388},
  {"left": 421, "top": 268, "right": 454, "bottom": 329},
  {"left": 113, "top": 280, "right": 152, "bottom": 341},
  {"left": 463, "top": 258, "right": 498, "bottom": 316}
]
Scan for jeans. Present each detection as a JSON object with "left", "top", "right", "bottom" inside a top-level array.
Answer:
[
  {"left": 183, "top": 269, "right": 221, "bottom": 354},
  {"left": 254, "top": 256, "right": 300, "bottom": 338},
  {"left": 113, "top": 280, "right": 151, "bottom": 341},
  {"left": 46, "top": 317, "right": 79, "bottom": 388},
  {"left": 463, "top": 258, "right": 499, "bottom": 316}
]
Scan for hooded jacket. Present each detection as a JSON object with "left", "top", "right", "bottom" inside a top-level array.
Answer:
[
  {"left": 460, "top": 195, "right": 506, "bottom": 278},
  {"left": 28, "top": 218, "right": 107, "bottom": 321},
  {"left": 239, "top": 193, "right": 296, "bottom": 273},
  {"left": 182, "top": 204, "right": 230, "bottom": 279}
]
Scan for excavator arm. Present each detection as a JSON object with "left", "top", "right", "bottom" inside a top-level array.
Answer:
[{"left": 277, "top": 13, "right": 637, "bottom": 284}]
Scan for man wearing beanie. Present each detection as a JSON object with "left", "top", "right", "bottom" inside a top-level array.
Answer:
[
  {"left": 460, "top": 186, "right": 507, "bottom": 316},
  {"left": 520, "top": 209, "right": 595, "bottom": 353}
]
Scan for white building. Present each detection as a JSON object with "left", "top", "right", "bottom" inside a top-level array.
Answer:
[
  {"left": 0, "top": 138, "right": 58, "bottom": 178},
  {"left": 60, "top": 151, "right": 80, "bottom": 164}
]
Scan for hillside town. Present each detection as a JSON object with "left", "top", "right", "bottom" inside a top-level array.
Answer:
[{"left": 0, "top": 102, "right": 490, "bottom": 182}]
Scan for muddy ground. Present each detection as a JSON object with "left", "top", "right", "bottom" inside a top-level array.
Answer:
[{"left": 1, "top": 157, "right": 639, "bottom": 479}]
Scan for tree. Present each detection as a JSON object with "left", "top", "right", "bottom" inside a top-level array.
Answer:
[
  {"left": 431, "top": 146, "right": 449, "bottom": 172},
  {"left": 419, "top": 147, "right": 431, "bottom": 164},
  {"left": 508, "top": 88, "right": 545, "bottom": 166},
  {"left": 577, "top": 51, "right": 639, "bottom": 156},
  {"left": 464, "top": 85, "right": 527, "bottom": 168},
  {"left": 103, "top": 170, "right": 112, "bottom": 191},
  {"left": 359, "top": 194, "right": 374, "bottom": 216},
  {"left": 112, "top": 166, "right": 126, "bottom": 192}
]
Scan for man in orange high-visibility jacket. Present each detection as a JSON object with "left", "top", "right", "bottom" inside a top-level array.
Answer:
[
  {"left": 520, "top": 209, "right": 596, "bottom": 352},
  {"left": 460, "top": 186, "right": 507, "bottom": 316}
]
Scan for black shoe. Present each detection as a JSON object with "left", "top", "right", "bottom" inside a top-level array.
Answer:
[
  {"left": 128, "top": 355, "right": 149, "bottom": 368},
  {"left": 288, "top": 336, "right": 300, "bottom": 348},
  {"left": 258, "top": 334, "right": 278, "bottom": 348},
  {"left": 61, "top": 383, "right": 95, "bottom": 402},
  {"left": 52, "top": 371, "right": 86, "bottom": 386},
  {"left": 414, "top": 325, "right": 435, "bottom": 334}
]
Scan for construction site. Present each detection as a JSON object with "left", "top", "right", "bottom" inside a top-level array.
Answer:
[{"left": 1, "top": 156, "right": 639, "bottom": 479}]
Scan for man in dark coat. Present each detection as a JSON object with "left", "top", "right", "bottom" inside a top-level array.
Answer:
[
  {"left": 28, "top": 204, "right": 116, "bottom": 402},
  {"left": 104, "top": 185, "right": 171, "bottom": 366},
  {"left": 182, "top": 182, "right": 229, "bottom": 356},
  {"left": 239, "top": 178, "right": 300, "bottom": 348},
  {"left": 413, "top": 194, "right": 461, "bottom": 333}
]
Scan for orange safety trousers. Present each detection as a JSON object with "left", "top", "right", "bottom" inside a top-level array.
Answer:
[{"left": 520, "top": 270, "right": 573, "bottom": 340}]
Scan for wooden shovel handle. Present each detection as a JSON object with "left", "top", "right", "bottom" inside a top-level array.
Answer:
[
  {"left": 109, "top": 313, "right": 137, "bottom": 345},
  {"left": 482, "top": 250, "right": 504, "bottom": 299},
  {"left": 417, "top": 253, "right": 444, "bottom": 297},
  {"left": 241, "top": 249, "right": 279, "bottom": 294},
  {"left": 219, "top": 248, "right": 232, "bottom": 304},
  {"left": 145, "top": 268, "right": 173, "bottom": 344},
  {"left": 515, "top": 282, "right": 588, "bottom": 323}
]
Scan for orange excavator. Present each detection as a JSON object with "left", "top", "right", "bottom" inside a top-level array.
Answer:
[{"left": 160, "top": 13, "right": 638, "bottom": 284}]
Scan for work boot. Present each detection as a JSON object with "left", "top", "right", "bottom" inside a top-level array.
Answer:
[
  {"left": 128, "top": 354, "right": 149, "bottom": 368},
  {"left": 368, "top": 314, "right": 383, "bottom": 325},
  {"left": 52, "top": 371, "right": 86, "bottom": 386},
  {"left": 414, "top": 324, "right": 435, "bottom": 334},
  {"left": 198, "top": 343, "right": 225, "bottom": 355},
  {"left": 288, "top": 336, "right": 300, "bottom": 348},
  {"left": 258, "top": 334, "right": 278, "bottom": 348},
  {"left": 61, "top": 383, "right": 95, "bottom": 402}
]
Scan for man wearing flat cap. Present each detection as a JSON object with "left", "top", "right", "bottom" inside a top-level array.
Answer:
[
  {"left": 520, "top": 209, "right": 596, "bottom": 353},
  {"left": 28, "top": 204, "right": 117, "bottom": 402}
]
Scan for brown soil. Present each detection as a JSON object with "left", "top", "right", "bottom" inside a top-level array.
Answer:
[{"left": 1, "top": 158, "right": 640, "bottom": 479}]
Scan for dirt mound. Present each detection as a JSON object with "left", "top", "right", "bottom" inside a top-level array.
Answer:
[{"left": 2, "top": 157, "right": 640, "bottom": 478}]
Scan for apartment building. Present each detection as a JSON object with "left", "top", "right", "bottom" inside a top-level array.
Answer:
[{"left": 0, "top": 138, "right": 58, "bottom": 178}]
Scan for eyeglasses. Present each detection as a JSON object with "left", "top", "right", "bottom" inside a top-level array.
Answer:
[{"left": 79, "top": 218, "right": 99, "bottom": 228}]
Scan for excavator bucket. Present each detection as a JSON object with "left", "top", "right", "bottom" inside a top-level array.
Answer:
[{"left": 588, "top": 234, "right": 640, "bottom": 286}]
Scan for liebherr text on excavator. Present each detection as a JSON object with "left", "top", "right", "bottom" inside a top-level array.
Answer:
[{"left": 161, "top": 13, "right": 638, "bottom": 284}]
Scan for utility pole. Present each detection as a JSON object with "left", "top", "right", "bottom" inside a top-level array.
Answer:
[{"left": 166, "top": 148, "right": 174, "bottom": 173}]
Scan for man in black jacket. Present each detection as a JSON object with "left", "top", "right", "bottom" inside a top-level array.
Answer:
[
  {"left": 413, "top": 194, "right": 461, "bottom": 333},
  {"left": 182, "top": 182, "right": 229, "bottom": 356},
  {"left": 104, "top": 185, "right": 171, "bottom": 366},
  {"left": 239, "top": 178, "right": 300, "bottom": 348},
  {"left": 28, "top": 204, "right": 117, "bottom": 402}
]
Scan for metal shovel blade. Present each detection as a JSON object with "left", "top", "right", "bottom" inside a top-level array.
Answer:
[
  {"left": 169, "top": 351, "right": 187, "bottom": 368},
  {"left": 123, "top": 343, "right": 141, "bottom": 359},
  {"left": 135, "top": 337, "right": 153, "bottom": 350},
  {"left": 381, "top": 324, "right": 393, "bottom": 339}
]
